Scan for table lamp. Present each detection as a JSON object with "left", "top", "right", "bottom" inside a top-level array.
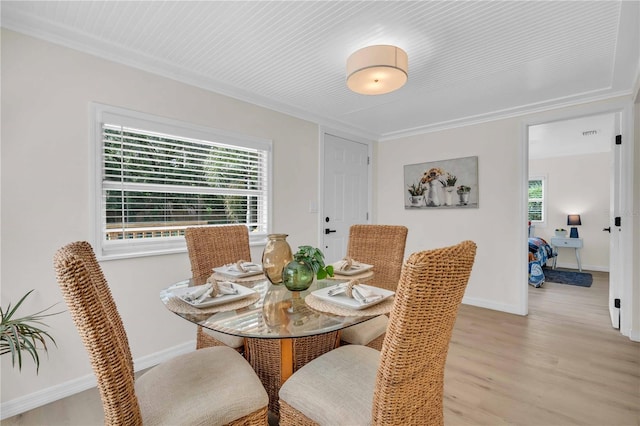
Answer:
[{"left": 567, "top": 214, "right": 581, "bottom": 238}]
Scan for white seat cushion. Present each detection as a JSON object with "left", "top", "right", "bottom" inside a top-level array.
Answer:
[
  {"left": 136, "top": 346, "right": 268, "bottom": 425},
  {"left": 340, "top": 315, "right": 389, "bottom": 346},
  {"left": 202, "top": 326, "right": 245, "bottom": 348},
  {"left": 279, "top": 345, "right": 380, "bottom": 425}
]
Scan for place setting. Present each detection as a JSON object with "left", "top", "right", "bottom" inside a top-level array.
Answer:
[
  {"left": 305, "top": 279, "right": 394, "bottom": 317},
  {"left": 165, "top": 275, "right": 260, "bottom": 314},
  {"left": 328, "top": 256, "right": 375, "bottom": 281},
  {"left": 211, "top": 260, "right": 266, "bottom": 282}
]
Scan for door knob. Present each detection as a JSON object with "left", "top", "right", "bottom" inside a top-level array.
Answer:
[
  {"left": 603, "top": 227, "right": 611, "bottom": 233},
  {"left": 325, "top": 228, "right": 337, "bottom": 235}
]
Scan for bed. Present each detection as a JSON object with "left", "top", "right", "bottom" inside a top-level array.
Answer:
[{"left": 528, "top": 237, "right": 555, "bottom": 287}]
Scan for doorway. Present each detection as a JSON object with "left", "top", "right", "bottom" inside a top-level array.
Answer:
[{"left": 527, "top": 112, "right": 619, "bottom": 329}]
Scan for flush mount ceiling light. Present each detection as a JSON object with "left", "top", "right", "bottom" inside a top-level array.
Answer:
[{"left": 346, "top": 45, "right": 408, "bottom": 95}]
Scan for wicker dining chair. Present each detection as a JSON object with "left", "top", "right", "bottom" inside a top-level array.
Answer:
[
  {"left": 339, "top": 224, "right": 408, "bottom": 350},
  {"left": 53, "top": 241, "right": 269, "bottom": 426},
  {"left": 185, "top": 225, "right": 251, "bottom": 351},
  {"left": 278, "top": 240, "right": 477, "bottom": 426}
]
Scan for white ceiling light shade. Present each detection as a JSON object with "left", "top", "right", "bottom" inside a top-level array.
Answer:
[{"left": 346, "top": 45, "right": 408, "bottom": 95}]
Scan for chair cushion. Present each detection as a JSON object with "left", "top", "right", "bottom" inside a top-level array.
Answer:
[
  {"left": 202, "top": 327, "right": 245, "bottom": 348},
  {"left": 136, "top": 346, "right": 268, "bottom": 425},
  {"left": 279, "top": 345, "right": 380, "bottom": 425},
  {"left": 340, "top": 315, "right": 389, "bottom": 346}
]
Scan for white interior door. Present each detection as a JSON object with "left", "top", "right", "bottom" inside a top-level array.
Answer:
[
  {"left": 608, "top": 112, "right": 622, "bottom": 329},
  {"left": 321, "top": 133, "right": 369, "bottom": 263}
]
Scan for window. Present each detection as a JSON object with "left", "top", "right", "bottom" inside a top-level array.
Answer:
[
  {"left": 528, "top": 177, "right": 545, "bottom": 223},
  {"left": 92, "top": 104, "right": 272, "bottom": 259}
]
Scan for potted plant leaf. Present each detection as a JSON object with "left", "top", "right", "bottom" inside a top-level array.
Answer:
[{"left": 1, "top": 290, "right": 61, "bottom": 373}]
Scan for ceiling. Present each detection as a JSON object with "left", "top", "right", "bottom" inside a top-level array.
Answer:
[
  {"left": 529, "top": 113, "right": 614, "bottom": 160},
  {"left": 2, "top": 1, "right": 639, "bottom": 141}
]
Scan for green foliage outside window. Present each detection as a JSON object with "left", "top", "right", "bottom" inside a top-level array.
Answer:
[{"left": 528, "top": 179, "right": 543, "bottom": 221}]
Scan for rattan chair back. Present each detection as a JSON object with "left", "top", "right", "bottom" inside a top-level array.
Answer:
[
  {"left": 346, "top": 224, "right": 408, "bottom": 291},
  {"left": 185, "top": 225, "right": 251, "bottom": 350},
  {"left": 54, "top": 241, "right": 142, "bottom": 426},
  {"left": 372, "top": 240, "right": 477, "bottom": 426},
  {"left": 184, "top": 225, "right": 251, "bottom": 285}
]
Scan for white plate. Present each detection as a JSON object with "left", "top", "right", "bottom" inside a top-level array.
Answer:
[
  {"left": 331, "top": 261, "right": 374, "bottom": 276},
  {"left": 213, "top": 263, "right": 263, "bottom": 278},
  {"left": 311, "top": 284, "right": 394, "bottom": 310},
  {"left": 173, "top": 283, "right": 256, "bottom": 308}
]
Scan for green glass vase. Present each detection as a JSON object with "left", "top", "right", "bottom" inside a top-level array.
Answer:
[{"left": 282, "top": 259, "right": 315, "bottom": 292}]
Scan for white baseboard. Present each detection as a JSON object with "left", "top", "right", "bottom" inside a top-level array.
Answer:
[
  {"left": 133, "top": 340, "right": 195, "bottom": 372},
  {"left": 0, "top": 341, "right": 195, "bottom": 420},
  {"left": 462, "top": 296, "right": 524, "bottom": 316}
]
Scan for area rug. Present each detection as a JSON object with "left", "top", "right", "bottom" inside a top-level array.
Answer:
[{"left": 542, "top": 268, "right": 593, "bottom": 287}]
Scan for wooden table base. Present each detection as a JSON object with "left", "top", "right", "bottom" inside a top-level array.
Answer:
[{"left": 245, "top": 332, "right": 340, "bottom": 415}]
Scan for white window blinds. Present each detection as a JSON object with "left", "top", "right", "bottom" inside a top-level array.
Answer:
[{"left": 93, "top": 104, "right": 271, "bottom": 259}]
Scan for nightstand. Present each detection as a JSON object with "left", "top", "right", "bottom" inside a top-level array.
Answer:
[{"left": 550, "top": 237, "right": 583, "bottom": 272}]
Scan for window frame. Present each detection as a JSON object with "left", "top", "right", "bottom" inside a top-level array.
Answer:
[
  {"left": 528, "top": 175, "right": 546, "bottom": 226},
  {"left": 91, "top": 103, "right": 272, "bottom": 260}
]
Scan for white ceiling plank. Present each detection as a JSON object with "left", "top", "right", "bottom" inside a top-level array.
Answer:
[{"left": 1, "top": 0, "right": 637, "bottom": 141}]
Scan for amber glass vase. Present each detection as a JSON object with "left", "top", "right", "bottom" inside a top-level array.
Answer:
[{"left": 261, "top": 234, "right": 293, "bottom": 285}]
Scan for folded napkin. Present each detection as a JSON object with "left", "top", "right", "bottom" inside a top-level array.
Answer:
[
  {"left": 206, "top": 275, "right": 239, "bottom": 297},
  {"left": 336, "top": 257, "right": 364, "bottom": 272},
  {"left": 351, "top": 285, "right": 383, "bottom": 305},
  {"left": 214, "top": 281, "right": 238, "bottom": 296},
  {"left": 225, "top": 260, "right": 261, "bottom": 273},
  {"left": 327, "top": 280, "right": 383, "bottom": 305},
  {"left": 182, "top": 283, "right": 213, "bottom": 304}
]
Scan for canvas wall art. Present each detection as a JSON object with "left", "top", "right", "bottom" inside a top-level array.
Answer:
[{"left": 404, "top": 156, "right": 478, "bottom": 209}]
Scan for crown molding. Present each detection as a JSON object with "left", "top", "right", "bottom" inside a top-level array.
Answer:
[
  {"left": 377, "top": 88, "right": 635, "bottom": 142},
  {"left": 2, "top": 8, "right": 635, "bottom": 144},
  {"left": 1, "top": 14, "right": 378, "bottom": 142}
]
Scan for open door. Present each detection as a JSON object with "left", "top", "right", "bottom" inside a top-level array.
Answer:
[
  {"left": 321, "top": 133, "right": 369, "bottom": 263},
  {"left": 608, "top": 112, "right": 622, "bottom": 329}
]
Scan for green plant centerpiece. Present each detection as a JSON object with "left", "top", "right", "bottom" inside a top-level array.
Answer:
[
  {"left": 1, "top": 290, "right": 61, "bottom": 373},
  {"left": 282, "top": 246, "right": 334, "bottom": 292}
]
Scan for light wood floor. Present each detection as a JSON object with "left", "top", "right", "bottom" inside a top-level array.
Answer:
[
  {"left": 4, "top": 271, "right": 638, "bottom": 425},
  {"left": 445, "top": 271, "right": 639, "bottom": 426}
]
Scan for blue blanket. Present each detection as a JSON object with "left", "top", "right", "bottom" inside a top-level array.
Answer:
[{"left": 528, "top": 237, "right": 554, "bottom": 287}]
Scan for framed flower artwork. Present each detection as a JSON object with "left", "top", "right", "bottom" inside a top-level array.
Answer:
[{"left": 403, "top": 156, "right": 478, "bottom": 209}]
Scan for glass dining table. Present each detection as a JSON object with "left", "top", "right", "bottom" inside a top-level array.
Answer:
[{"left": 160, "top": 275, "right": 385, "bottom": 414}]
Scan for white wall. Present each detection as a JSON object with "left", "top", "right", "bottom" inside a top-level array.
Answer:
[
  {"left": 376, "top": 119, "right": 525, "bottom": 312},
  {"left": 1, "top": 29, "right": 320, "bottom": 405},
  {"left": 530, "top": 153, "right": 610, "bottom": 271},
  {"left": 375, "top": 99, "right": 635, "bottom": 317}
]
